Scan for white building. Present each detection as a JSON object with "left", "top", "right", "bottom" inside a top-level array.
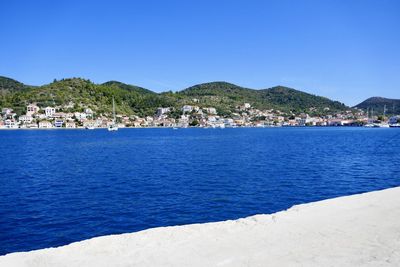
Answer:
[
  {"left": 74, "top": 112, "right": 87, "bottom": 120},
  {"left": 156, "top": 107, "right": 171, "bottom": 117},
  {"left": 244, "top": 103, "right": 251, "bottom": 109},
  {"left": 37, "top": 114, "right": 47, "bottom": 120},
  {"left": 26, "top": 104, "right": 40, "bottom": 116},
  {"left": 182, "top": 105, "right": 193, "bottom": 113},
  {"left": 39, "top": 121, "right": 53, "bottom": 128},
  {"left": 4, "top": 119, "right": 18, "bottom": 129},
  {"left": 66, "top": 122, "right": 76, "bottom": 128},
  {"left": 45, "top": 107, "right": 56, "bottom": 117},
  {"left": 205, "top": 107, "right": 217, "bottom": 115},
  {"left": 54, "top": 119, "right": 64, "bottom": 128},
  {"left": 85, "top": 108, "right": 94, "bottom": 117},
  {"left": 297, "top": 118, "right": 307, "bottom": 126},
  {"left": 18, "top": 115, "right": 33, "bottom": 124}
]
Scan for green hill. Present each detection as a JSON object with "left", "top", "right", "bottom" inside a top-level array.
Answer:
[
  {"left": 178, "top": 82, "right": 348, "bottom": 115},
  {"left": 354, "top": 97, "right": 400, "bottom": 115},
  {"left": 101, "top": 81, "right": 156, "bottom": 95},
  {"left": 0, "top": 77, "right": 172, "bottom": 117},
  {"left": 259, "top": 86, "right": 347, "bottom": 113},
  {"left": 0, "top": 76, "right": 29, "bottom": 92},
  {"left": 0, "top": 76, "right": 350, "bottom": 117}
]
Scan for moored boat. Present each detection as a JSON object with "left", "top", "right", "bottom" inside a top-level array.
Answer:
[{"left": 108, "top": 97, "right": 118, "bottom": 132}]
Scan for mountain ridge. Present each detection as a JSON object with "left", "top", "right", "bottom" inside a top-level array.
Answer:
[
  {"left": 354, "top": 97, "right": 400, "bottom": 115},
  {"left": 1, "top": 76, "right": 352, "bottom": 117}
]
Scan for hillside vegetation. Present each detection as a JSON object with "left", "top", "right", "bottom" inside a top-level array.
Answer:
[
  {"left": 0, "top": 76, "right": 350, "bottom": 117},
  {"left": 178, "top": 82, "right": 347, "bottom": 115},
  {"left": 0, "top": 76, "right": 31, "bottom": 92}
]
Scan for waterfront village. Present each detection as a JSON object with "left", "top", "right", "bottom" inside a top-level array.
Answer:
[{"left": 1, "top": 102, "right": 399, "bottom": 129}]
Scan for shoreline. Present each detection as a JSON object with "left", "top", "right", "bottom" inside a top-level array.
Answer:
[
  {"left": 0, "top": 125, "right": 395, "bottom": 130},
  {"left": 1, "top": 186, "right": 399, "bottom": 266}
]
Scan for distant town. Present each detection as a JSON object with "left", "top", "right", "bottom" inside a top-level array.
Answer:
[{"left": 1, "top": 101, "right": 399, "bottom": 129}]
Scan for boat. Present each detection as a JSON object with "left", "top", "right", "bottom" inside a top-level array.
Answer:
[
  {"left": 390, "top": 123, "right": 400, "bottom": 128},
  {"left": 108, "top": 97, "right": 118, "bottom": 132},
  {"left": 85, "top": 125, "right": 95, "bottom": 130}
]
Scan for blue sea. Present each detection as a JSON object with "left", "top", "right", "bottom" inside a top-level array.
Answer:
[{"left": 0, "top": 127, "right": 399, "bottom": 255}]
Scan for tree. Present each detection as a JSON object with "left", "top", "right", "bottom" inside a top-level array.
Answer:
[{"left": 189, "top": 120, "right": 199, "bottom": 127}]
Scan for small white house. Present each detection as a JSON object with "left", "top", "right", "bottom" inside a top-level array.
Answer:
[
  {"left": 244, "top": 103, "right": 251, "bottom": 109},
  {"left": 54, "top": 119, "right": 64, "bottom": 128},
  {"left": 39, "top": 121, "right": 53, "bottom": 128},
  {"left": 36, "top": 114, "right": 47, "bottom": 120},
  {"left": 65, "top": 122, "right": 76, "bottom": 128},
  {"left": 4, "top": 119, "right": 18, "bottom": 129},
  {"left": 18, "top": 115, "right": 33, "bottom": 124},
  {"left": 45, "top": 107, "right": 56, "bottom": 117},
  {"left": 205, "top": 107, "right": 217, "bottom": 115},
  {"left": 74, "top": 112, "right": 87, "bottom": 120},
  {"left": 182, "top": 105, "right": 193, "bottom": 113}
]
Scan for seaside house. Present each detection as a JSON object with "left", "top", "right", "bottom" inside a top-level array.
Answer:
[
  {"left": 26, "top": 123, "right": 39, "bottom": 129},
  {"left": 328, "top": 119, "right": 344, "bottom": 126},
  {"left": 54, "top": 119, "right": 64, "bottom": 128},
  {"left": 2, "top": 109, "right": 17, "bottom": 120},
  {"left": 26, "top": 104, "right": 40, "bottom": 116},
  {"left": 18, "top": 115, "right": 33, "bottom": 124},
  {"left": 65, "top": 122, "right": 76, "bottom": 128},
  {"left": 4, "top": 119, "right": 18, "bottom": 129},
  {"left": 38, "top": 121, "right": 53, "bottom": 129},
  {"left": 45, "top": 107, "right": 56, "bottom": 118},
  {"left": 74, "top": 112, "right": 87, "bottom": 121},
  {"left": 82, "top": 120, "right": 96, "bottom": 128}
]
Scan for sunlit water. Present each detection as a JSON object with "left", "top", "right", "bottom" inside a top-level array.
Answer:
[{"left": 0, "top": 127, "right": 399, "bottom": 255}]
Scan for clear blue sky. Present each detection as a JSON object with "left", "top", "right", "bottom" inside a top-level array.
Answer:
[{"left": 0, "top": 0, "right": 399, "bottom": 106}]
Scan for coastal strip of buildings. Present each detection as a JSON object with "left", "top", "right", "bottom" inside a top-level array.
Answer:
[{"left": 1, "top": 102, "right": 399, "bottom": 129}]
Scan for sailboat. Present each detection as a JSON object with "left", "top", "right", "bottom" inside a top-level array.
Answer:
[
  {"left": 378, "top": 105, "right": 390, "bottom": 128},
  {"left": 108, "top": 97, "right": 118, "bottom": 131}
]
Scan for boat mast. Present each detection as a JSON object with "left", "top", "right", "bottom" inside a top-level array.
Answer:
[
  {"left": 384, "top": 105, "right": 386, "bottom": 119},
  {"left": 112, "top": 97, "right": 116, "bottom": 123}
]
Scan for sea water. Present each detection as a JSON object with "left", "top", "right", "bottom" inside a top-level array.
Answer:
[{"left": 0, "top": 127, "right": 399, "bottom": 254}]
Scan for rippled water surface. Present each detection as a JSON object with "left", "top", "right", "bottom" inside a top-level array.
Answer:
[{"left": 0, "top": 127, "right": 399, "bottom": 254}]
